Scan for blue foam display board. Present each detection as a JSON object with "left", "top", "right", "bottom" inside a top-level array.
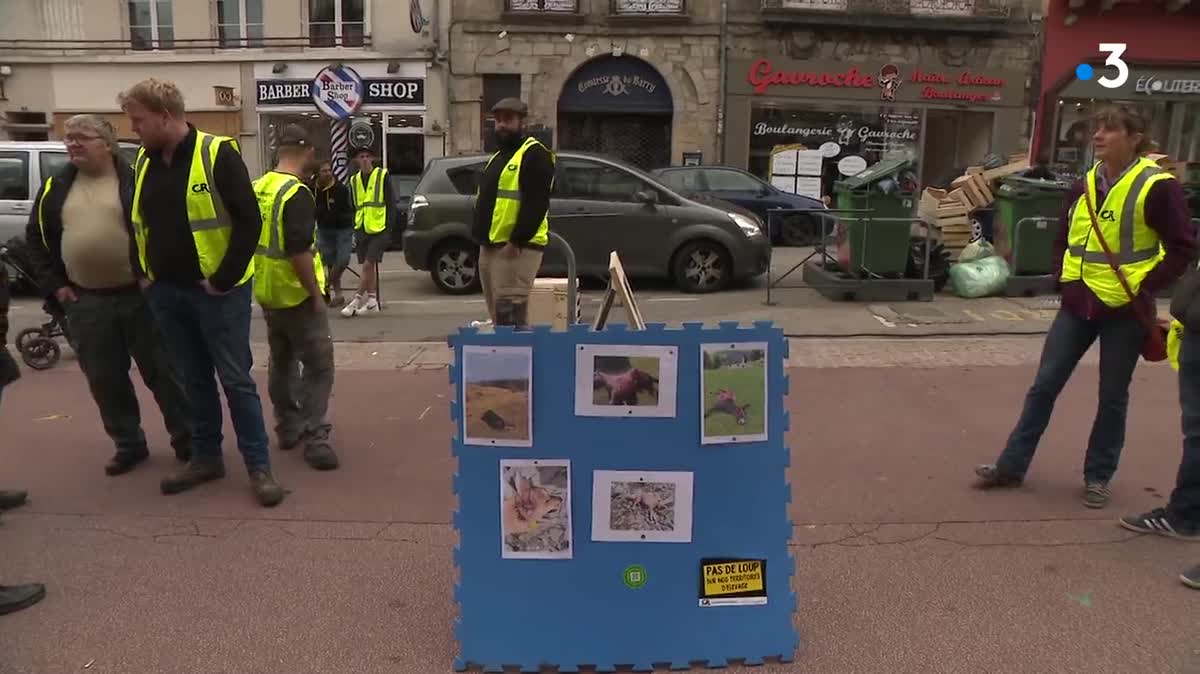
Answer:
[{"left": 450, "top": 322, "right": 798, "bottom": 672}]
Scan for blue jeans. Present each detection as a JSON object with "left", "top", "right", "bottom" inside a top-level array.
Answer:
[
  {"left": 1172, "top": 329, "right": 1200, "bottom": 525},
  {"left": 996, "top": 309, "right": 1145, "bottom": 483},
  {"left": 143, "top": 282, "right": 270, "bottom": 473}
]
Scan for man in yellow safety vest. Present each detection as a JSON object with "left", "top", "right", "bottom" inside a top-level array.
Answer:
[
  {"left": 340, "top": 146, "right": 394, "bottom": 317},
  {"left": 119, "top": 78, "right": 284, "bottom": 508},
  {"left": 251, "top": 125, "right": 339, "bottom": 471},
  {"left": 471, "top": 97, "right": 555, "bottom": 328}
]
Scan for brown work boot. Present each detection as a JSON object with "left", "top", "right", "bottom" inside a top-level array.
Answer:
[
  {"left": 160, "top": 461, "right": 226, "bottom": 495},
  {"left": 303, "top": 430, "right": 339, "bottom": 471},
  {"left": 250, "top": 470, "right": 285, "bottom": 507},
  {"left": 0, "top": 490, "right": 28, "bottom": 511}
]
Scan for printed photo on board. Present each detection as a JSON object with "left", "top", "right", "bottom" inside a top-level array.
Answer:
[
  {"left": 575, "top": 345, "right": 678, "bottom": 418},
  {"left": 591, "top": 470, "right": 693, "bottom": 543},
  {"left": 700, "top": 342, "right": 768, "bottom": 444},
  {"left": 593, "top": 355, "right": 660, "bottom": 407},
  {"left": 462, "top": 346, "right": 533, "bottom": 447},
  {"left": 500, "top": 459, "right": 572, "bottom": 559}
]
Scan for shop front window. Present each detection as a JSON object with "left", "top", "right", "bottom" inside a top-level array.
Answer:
[
  {"left": 1050, "top": 99, "right": 1171, "bottom": 182},
  {"left": 261, "top": 112, "right": 382, "bottom": 181},
  {"left": 749, "top": 104, "right": 921, "bottom": 202}
]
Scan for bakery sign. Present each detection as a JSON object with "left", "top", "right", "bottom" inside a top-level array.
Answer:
[{"left": 742, "top": 59, "right": 1013, "bottom": 104}]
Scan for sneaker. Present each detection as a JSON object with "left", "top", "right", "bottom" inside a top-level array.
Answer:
[
  {"left": 303, "top": 431, "right": 339, "bottom": 471},
  {"left": 974, "top": 464, "right": 1023, "bottom": 489},
  {"left": 1083, "top": 480, "right": 1111, "bottom": 509},
  {"left": 160, "top": 460, "right": 226, "bottom": 495},
  {"left": 104, "top": 449, "right": 150, "bottom": 476},
  {"left": 0, "top": 490, "right": 27, "bottom": 511},
  {"left": 250, "top": 470, "right": 285, "bottom": 507},
  {"left": 0, "top": 486, "right": 26, "bottom": 508},
  {"left": 1181, "top": 565, "right": 1200, "bottom": 590},
  {"left": 1118, "top": 508, "right": 1200, "bottom": 540},
  {"left": 0, "top": 583, "right": 46, "bottom": 616},
  {"left": 340, "top": 294, "right": 363, "bottom": 318},
  {"left": 359, "top": 295, "right": 380, "bottom": 314}
]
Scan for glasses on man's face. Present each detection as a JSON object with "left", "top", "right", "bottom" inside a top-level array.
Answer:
[{"left": 64, "top": 134, "right": 102, "bottom": 146}]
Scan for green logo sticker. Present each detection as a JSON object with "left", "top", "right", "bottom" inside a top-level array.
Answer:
[{"left": 623, "top": 565, "right": 647, "bottom": 589}]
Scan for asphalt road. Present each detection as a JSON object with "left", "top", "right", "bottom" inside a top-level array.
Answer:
[{"left": 7, "top": 248, "right": 825, "bottom": 344}]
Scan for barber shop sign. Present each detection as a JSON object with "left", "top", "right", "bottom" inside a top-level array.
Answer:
[{"left": 311, "top": 65, "right": 365, "bottom": 119}]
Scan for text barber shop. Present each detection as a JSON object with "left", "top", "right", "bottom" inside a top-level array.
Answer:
[
  {"left": 253, "top": 61, "right": 428, "bottom": 181},
  {"left": 723, "top": 57, "right": 1028, "bottom": 198}
]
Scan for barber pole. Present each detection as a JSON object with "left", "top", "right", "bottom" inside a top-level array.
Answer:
[{"left": 330, "top": 119, "right": 350, "bottom": 183}]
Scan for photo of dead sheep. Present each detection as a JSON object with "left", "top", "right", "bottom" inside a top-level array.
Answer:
[
  {"left": 500, "top": 460, "right": 572, "bottom": 559},
  {"left": 609, "top": 480, "right": 677, "bottom": 532},
  {"left": 462, "top": 346, "right": 532, "bottom": 446},
  {"left": 591, "top": 355, "right": 660, "bottom": 406}
]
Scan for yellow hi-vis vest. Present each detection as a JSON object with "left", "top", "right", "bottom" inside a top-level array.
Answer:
[
  {"left": 1060, "top": 157, "right": 1176, "bottom": 307},
  {"left": 251, "top": 171, "right": 325, "bottom": 310},
  {"left": 481, "top": 136, "right": 554, "bottom": 246},
  {"left": 1168, "top": 319, "right": 1184, "bottom": 371},
  {"left": 131, "top": 131, "right": 254, "bottom": 287},
  {"left": 352, "top": 167, "right": 388, "bottom": 235}
]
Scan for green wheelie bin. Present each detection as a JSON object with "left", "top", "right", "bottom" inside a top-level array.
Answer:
[
  {"left": 833, "top": 158, "right": 916, "bottom": 276},
  {"left": 994, "top": 175, "right": 1071, "bottom": 275}
]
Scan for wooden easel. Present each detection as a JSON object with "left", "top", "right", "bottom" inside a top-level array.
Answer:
[{"left": 591, "top": 252, "right": 645, "bottom": 330}]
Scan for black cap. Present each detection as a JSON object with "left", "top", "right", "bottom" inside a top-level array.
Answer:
[
  {"left": 354, "top": 146, "right": 374, "bottom": 156},
  {"left": 277, "top": 124, "right": 311, "bottom": 148},
  {"left": 491, "top": 97, "right": 528, "bottom": 117}
]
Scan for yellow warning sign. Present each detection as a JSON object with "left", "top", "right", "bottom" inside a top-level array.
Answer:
[{"left": 701, "top": 559, "right": 765, "bottom": 597}]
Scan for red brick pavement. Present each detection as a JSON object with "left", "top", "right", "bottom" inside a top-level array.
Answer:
[{"left": 0, "top": 362, "right": 1196, "bottom": 673}]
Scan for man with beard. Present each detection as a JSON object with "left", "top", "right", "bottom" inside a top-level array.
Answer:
[
  {"left": 472, "top": 98, "right": 555, "bottom": 328},
  {"left": 119, "top": 78, "right": 283, "bottom": 507},
  {"left": 251, "top": 126, "right": 338, "bottom": 471}
]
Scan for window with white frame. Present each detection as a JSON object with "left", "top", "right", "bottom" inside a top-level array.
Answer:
[
  {"left": 217, "top": 0, "right": 265, "bottom": 48},
  {"left": 128, "top": 0, "right": 174, "bottom": 50},
  {"left": 309, "top": 0, "right": 366, "bottom": 48}
]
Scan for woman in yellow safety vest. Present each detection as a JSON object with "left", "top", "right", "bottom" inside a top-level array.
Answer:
[{"left": 974, "top": 106, "right": 1197, "bottom": 509}]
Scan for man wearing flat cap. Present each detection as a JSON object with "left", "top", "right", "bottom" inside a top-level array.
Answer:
[
  {"left": 252, "top": 125, "right": 339, "bottom": 472},
  {"left": 472, "top": 97, "right": 555, "bottom": 328}
]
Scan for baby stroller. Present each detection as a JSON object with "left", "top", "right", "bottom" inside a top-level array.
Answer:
[{"left": 0, "top": 238, "right": 75, "bottom": 370}]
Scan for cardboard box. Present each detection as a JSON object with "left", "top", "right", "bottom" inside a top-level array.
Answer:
[{"left": 528, "top": 278, "right": 580, "bottom": 330}]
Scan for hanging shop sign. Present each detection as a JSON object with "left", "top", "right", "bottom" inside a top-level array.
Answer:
[
  {"left": 735, "top": 58, "right": 1024, "bottom": 105},
  {"left": 256, "top": 72, "right": 425, "bottom": 110},
  {"left": 311, "top": 65, "right": 365, "bottom": 119}
]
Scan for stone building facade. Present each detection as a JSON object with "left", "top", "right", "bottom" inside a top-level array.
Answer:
[{"left": 448, "top": 0, "right": 724, "bottom": 169}]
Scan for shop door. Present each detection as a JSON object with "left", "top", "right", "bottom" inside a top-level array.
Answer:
[
  {"left": 558, "top": 113, "right": 672, "bottom": 171},
  {"left": 383, "top": 113, "right": 425, "bottom": 218},
  {"left": 921, "top": 110, "right": 994, "bottom": 188}
]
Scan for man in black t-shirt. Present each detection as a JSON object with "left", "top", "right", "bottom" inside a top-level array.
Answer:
[{"left": 314, "top": 160, "right": 355, "bottom": 306}]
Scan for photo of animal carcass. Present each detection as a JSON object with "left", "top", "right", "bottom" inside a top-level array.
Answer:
[
  {"left": 701, "top": 343, "right": 768, "bottom": 443},
  {"left": 500, "top": 460, "right": 572, "bottom": 559},
  {"left": 609, "top": 480, "right": 676, "bottom": 533},
  {"left": 592, "top": 355, "right": 660, "bottom": 407},
  {"left": 462, "top": 346, "right": 533, "bottom": 446},
  {"left": 591, "top": 470, "right": 694, "bottom": 543}
]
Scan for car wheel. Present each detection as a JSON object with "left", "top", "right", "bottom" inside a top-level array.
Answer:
[
  {"left": 672, "top": 240, "right": 731, "bottom": 294},
  {"left": 429, "top": 240, "right": 481, "bottom": 295}
]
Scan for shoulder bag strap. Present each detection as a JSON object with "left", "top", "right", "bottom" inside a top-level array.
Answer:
[{"left": 1080, "top": 186, "right": 1154, "bottom": 328}]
